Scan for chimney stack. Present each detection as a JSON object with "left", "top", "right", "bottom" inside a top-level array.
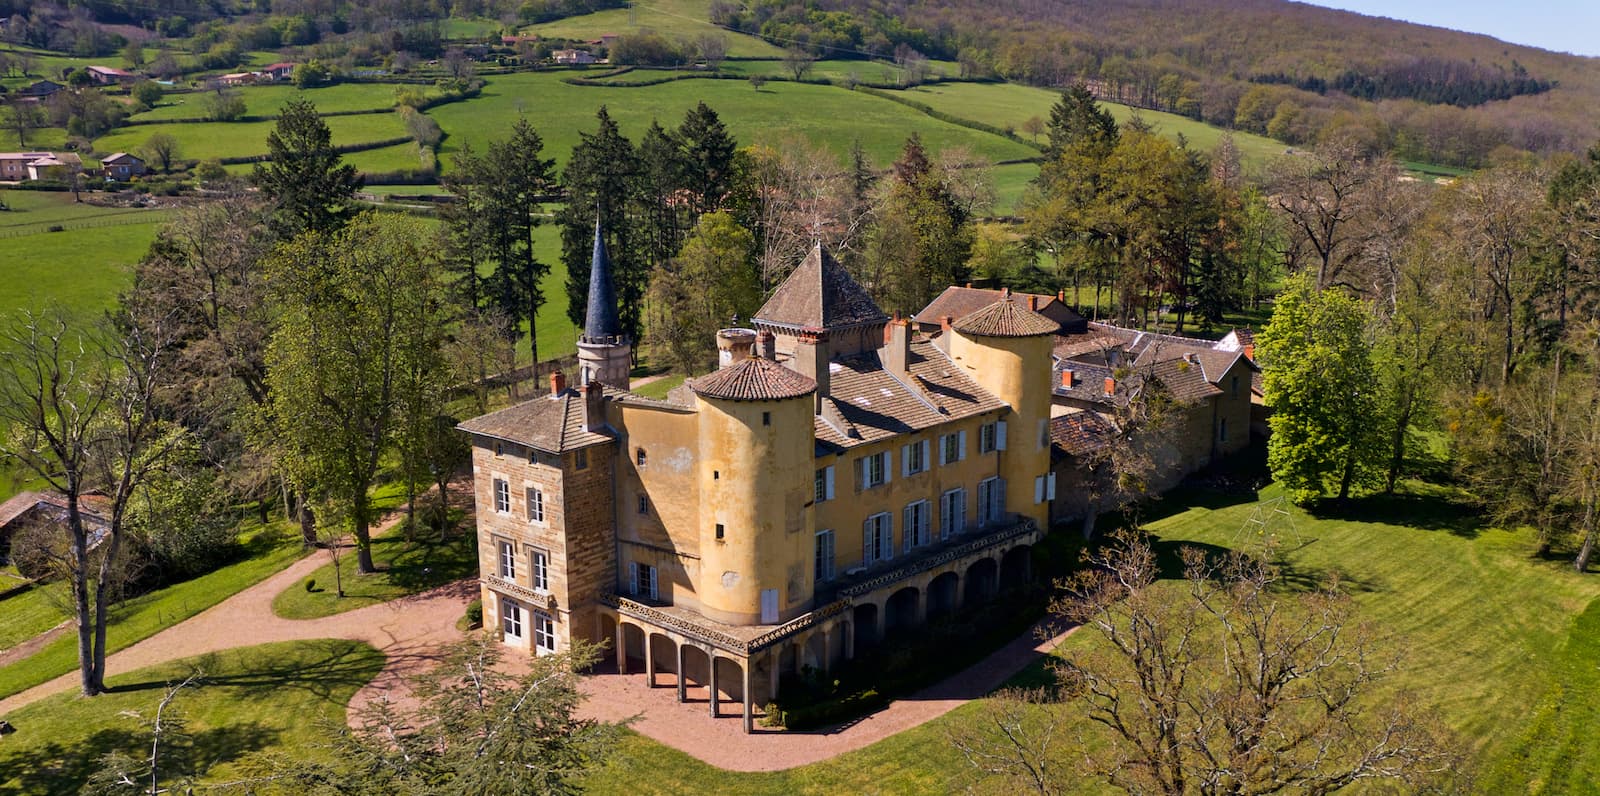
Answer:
[
  {"left": 1243, "top": 343, "right": 1256, "bottom": 361},
  {"left": 884, "top": 316, "right": 911, "bottom": 375},
  {"left": 550, "top": 371, "right": 566, "bottom": 397},
  {"left": 794, "top": 331, "right": 830, "bottom": 414},
  {"left": 1057, "top": 289, "right": 1066, "bottom": 303},
  {"left": 1103, "top": 376, "right": 1115, "bottom": 396},
  {"left": 757, "top": 329, "right": 776, "bottom": 361},
  {"left": 1062, "top": 369, "right": 1075, "bottom": 388},
  {"left": 1001, "top": 286, "right": 1012, "bottom": 301},
  {"left": 582, "top": 381, "right": 605, "bottom": 432},
  {"left": 1028, "top": 295, "right": 1038, "bottom": 311},
  {"left": 716, "top": 328, "right": 757, "bottom": 369}
]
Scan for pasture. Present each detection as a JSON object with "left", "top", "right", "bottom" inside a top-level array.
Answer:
[
  {"left": 0, "top": 190, "right": 169, "bottom": 320},
  {"left": 521, "top": 0, "right": 787, "bottom": 58},
  {"left": 93, "top": 112, "right": 409, "bottom": 162},
  {"left": 130, "top": 82, "right": 401, "bottom": 121}
]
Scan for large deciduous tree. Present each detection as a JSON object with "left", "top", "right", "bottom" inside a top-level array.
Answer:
[
  {"left": 561, "top": 107, "right": 645, "bottom": 340},
  {"left": 862, "top": 134, "right": 976, "bottom": 315},
  {"left": 646, "top": 211, "right": 761, "bottom": 373},
  {"left": 265, "top": 213, "right": 447, "bottom": 574},
  {"left": 254, "top": 98, "right": 363, "bottom": 239},
  {"left": 1258, "top": 273, "right": 1387, "bottom": 504}
]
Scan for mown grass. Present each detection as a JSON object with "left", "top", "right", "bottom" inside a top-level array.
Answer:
[
  {"left": 905, "top": 82, "right": 1288, "bottom": 173},
  {"left": 0, "top": 192, "right": 169, "bottom": 321},
  {"left": 131, "top": 82, "right": 404, "bottom": 121},
  {"left": 581, "top": 481, "right": 1600, "bottom": 793},
  {"left": 0, "top": 639, "right": 385, "bottom": 795},
  {"left": 271, "top": 518, "right": 477, "bottom": 620},
  {"left": 432, "top": 71, "right": 1037, "bottom": 172},
  {"left": 0, "top": 522, "right": 307, "bottom": 700},
  {"left": 631, "top": 373, "right": 686, "bottom": 399},
  {"left": 93, "top": 112, "right": 409, "bottom": 162},
  {"left": 345, "top": 140, "right": 437, "bottom": 175},
  {"left": 0, "top": 581, "right": 69, "bottom": 653},
  {"left": 523, "top": 0, "right": 786, "bottom": 58}
]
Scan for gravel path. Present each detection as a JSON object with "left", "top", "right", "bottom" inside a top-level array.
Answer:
[
  {"left": 575, "top": 621, "right": 1078, "bottom": 772},
  {"left": 0, "top": 513, "right": 473, "bottom": 718}
]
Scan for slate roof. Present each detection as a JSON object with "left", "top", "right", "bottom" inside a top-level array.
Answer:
[
  {"left": 916, "top": 286, "right": 1086, "bottom": 333},
  {"left": 688, "top": 357, "right": 817, "bottom": 402},
  {"left": 1051, "top": 412, "right": 1118, "bottom": 458},
  {"left": 754, "top": 243, "right": 887, "bottom": 331},
  {"left": 101, "top": 152, "right": 140, "bottom": 164},
  {"left": 1053, "top": 358, "right": 1221, "bottom": 407},
  {"left": 456, "top": 389, "right": 613, "bottom": 453},
  {"left": 813, "top": 339, "right": 1006, "bottom": 453},
  {"left": 582, "top": 220, "right": 624, "bottom": 342},
  {"left": 951, "top": 294, "right": 1059, "bottom": 337}
]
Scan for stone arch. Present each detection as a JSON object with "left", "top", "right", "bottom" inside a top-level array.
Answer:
[
  {"left": 1000, "top": 545, "right": 1033, "bottom": 591},
  {"left": 927, "top": 571, "right": 961, "bottom": 619},
  {"left": 711, "top": 655, "right": 746, "bottom": 712},
  {"left": 681, "top": 644, "right": 713, "bottom": 697},
  {"left": 853, "top": 602, "right": 881, "bottom": 651},
  {"left": 964, "top": 556, "right": 999, "bottom": 607},
  {"left": 885, "top": 586, "right": 922, "bottom": 635},
  {"left": 620, "top": 622, "right": 647, "bottom": 672},
  {"left": 597, "top": 614, "right": 619, "bottom": 670},
  {"left": 648, "top": 632, "right": 677, "bottom": 682},
  {"left": 803, "top": 631, "right": 827, "bottom": 672}
]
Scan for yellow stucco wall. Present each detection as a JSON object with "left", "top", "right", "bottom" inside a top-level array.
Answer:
[
  {"left": 694, "top": 392, "right": 817, "bottom": 625},
  {"left": 948, "top": 330, "right": 1055, "bottom": 528},
  {"left": 612, "top": 402, "right": 704, "bottom": 610}
]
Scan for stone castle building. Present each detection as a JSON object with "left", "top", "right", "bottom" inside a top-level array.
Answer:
[{"left": 459, "top": 232, "right": 1059, "bottom": 732}]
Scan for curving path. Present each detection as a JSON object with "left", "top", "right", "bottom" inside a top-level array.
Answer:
[{"left": 0, "top": 511, "right": 473, "bottom": 718}]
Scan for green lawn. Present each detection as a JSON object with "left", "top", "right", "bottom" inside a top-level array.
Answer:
[
  {"left": 524, "top": 0, "right": 786, "bottom": 58},
  {"left": 0, "top": 581, "right": 69, "bottom": 653},
  {"left": 131, "top": 82, "right": 404, "bottom": 121},
  {"left": 581, "top": 482, "right": 1600, "bottom": 792},
  {"left": 271, "top": 521, "right": 478, "bottom": 620},
  {"left": 0, "top": 192, "right": 170, "bottom": 321},
  {"left": 93, "top": 112, "right": 409, "bottom": 162},
  {"left": 432, "top": 72, "right": 1037, "bottom": 172},
  {"left": 0, "top": 639, "right": 385, "bottom": 794},
  {"left": 0, "top": 523, "right": 307, "bottom": 700},
  {"left": 345, "top": 140, "right": 437, "bottom": 175},
  {"left": 0, "top": 126, "right": 70, "bottom": 151},
  {"left": 631, "top": 373, "right": 686, "bottom": 399},
  {"left": 904, "top": 82, "right": 1288, "bottom": 173}
]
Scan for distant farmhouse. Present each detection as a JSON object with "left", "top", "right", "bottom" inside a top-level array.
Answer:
[
  {"left": 85, "top": 65, "right": 138, "bottom": 86},
  {"left": 460, "top": 232, "right": 1055, "bottom": 732},
  {"left": 0, "top": 151, "right": 82, "bottom": 181},
  {"left": 101, "top": 152, "right": 146, "bottom": 180},
  {"left": 552, "top": 48, "right": 598, "bottom": 65},
  {"left": 0, "top": 491, "right": 110, "bottom": 580}
]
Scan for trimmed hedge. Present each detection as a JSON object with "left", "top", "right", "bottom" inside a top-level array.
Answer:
[{"left": 855, "top": 86, "right": 1044, "bottom": 152}]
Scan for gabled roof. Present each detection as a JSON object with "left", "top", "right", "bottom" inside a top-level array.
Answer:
[
  {"left": 951, "top": 293, "right": 1059, "bottom": 337},
  {"left": 754, "top": 243, "right": 886, "bottom": 331},
  {"left": 916, "top": 286, "right": 1086, "bottom": 332},
  {"left": 582, "top": 220, "right": 623, "bottom": 342},
  {"left": 1051, "top": 412, "right": 1117, "bottom": 458},
  {"left": 102, "top": 152, "right": 140, "bottom": 164},
  {"left": 456, "top": 389, "right": 612, "bottom": 453},
  {"left": 813, "top": 339, "right": 1006, "bottom": 453},
  {"left": 688, "top": 357, "right": 816, "bottom": 402}
]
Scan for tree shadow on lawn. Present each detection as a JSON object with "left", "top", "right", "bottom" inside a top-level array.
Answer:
[
  {"left": 1, "top": 722, "right": 282, "bottom": 796},
  {"left": 106, "top": 640, "right": 379, "bottom": 705},
  {"left": 1147, "top": 534, "right": 1382, "bottom": 595},
  {"left": 1305, "top": 491, "right": 1486, "bottom": 539},
  {"left": 378, "top": 529, "right": 479, "bottom": 594}
]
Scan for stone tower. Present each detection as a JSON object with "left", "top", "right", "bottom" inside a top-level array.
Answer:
[{"left": 576, "top": 219, "right": 631, "bottom": 387}]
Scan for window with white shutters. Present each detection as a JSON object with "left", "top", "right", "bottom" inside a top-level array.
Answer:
[
  {"left": 630, "top": 562, "right": 658, "bottom": 600},
  {"left": 498, "top": 540, "right": 515, "bottom": 579},
  {"left": 980, "top": 422, "right": 997, "bottom": 453},
  {"left": 863, "top": 513, "right": 892, "bottom": 564},
  {"left": 815, "top": 529, "right": 835, "bottom": 581},
  {"left": 815, "top": 465, "right": 835, "bottom": 502},
  {"left": 862, "top": 451, "right": 890, "bottom": 489},
  {"left": 903, "top": 439, "right": 930, "bottom": 475},
  {"left": 940, "top": 488, "right": 966, "bottom": 539},
  {"left": 978, "top": 477, "right": 1005, "bottom": 526},
  {"left": 903, "top": 500, "right": 931, "bottom": 551}
]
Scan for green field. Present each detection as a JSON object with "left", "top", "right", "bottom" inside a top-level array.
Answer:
[
  {"left": 131, "top": 83, "right": 402, "bottom": 121},
  {"left": 581, "top": 483, "right": 1600, "bottom": 792},
  {"left": 94, "top": 112, "right": 409, "bottom": 162},
  {"left": 432, "top": 71, "right": 1038, "bottom": 171},
  {"left": 905, "top": 82, "right": 1288, "bottom": 172},
  {"left": 0, "top": 639, "right": 385, "bottom": 794},
  {"left": 0, "top": 191, "right": 169, "bottom": 320},
  {"left": 345, "top": 140, "right": 436, "bottom": 174},
  {"left": 523, "top": 0, "right": 786, "bottom": 58}
]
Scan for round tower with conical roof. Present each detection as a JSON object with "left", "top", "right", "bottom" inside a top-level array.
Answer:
[
  {"left": 688, "top": 353, "right": 818, "bottom": 625},
  {"left": 577, "top": 219, "right": 632, "bottom": 387}
]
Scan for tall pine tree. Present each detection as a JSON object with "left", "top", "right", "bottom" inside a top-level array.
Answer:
[
  {"left": 254, "top": 98, "right": 362, "bottom": 239},
  {"left": 561, "top": 107, "right": 645, "bottom": 340}
]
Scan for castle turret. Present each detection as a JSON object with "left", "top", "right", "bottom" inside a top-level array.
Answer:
[
  {"left": 948, "top": 290, "right": 1058, "bottom": 527},
  {"left": 687, "top": 354, "right": 818, "bottom": 625},
  {"left": 577, "top": 220, "right": 631, "bottom": 387}
]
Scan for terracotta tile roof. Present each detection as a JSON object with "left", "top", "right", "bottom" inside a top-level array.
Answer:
[
  {"left": 456, "top": 389, "right": 613, "bottom": 453},
  {"left": 814, "top": 339, "right": 1006, "bottom": 452},
  {"left": 688, "top": 357, "right": 816, "bottom": 402},
  {"left": 915, "top": 286, "right": 1086, "bottom": 332},
  {"left": 951, "top": 294, "right": 1059, "bottom": 337},
  {"left": 754, "top": 243, "right": 886, "bottom": 331},
  {"left": 1054, "top": 361, "right": 1130, "bottom": 407},
  {"left": 1051, "top": 412, "right": 1117, "bottom": 458}
]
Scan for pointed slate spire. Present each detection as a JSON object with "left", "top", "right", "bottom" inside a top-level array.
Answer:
[{"left": 583, "top": 217, "right": 623, "bottom": 342}]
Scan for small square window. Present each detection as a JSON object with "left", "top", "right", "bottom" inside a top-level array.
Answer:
[
  {"left": 636, "top": 448, "right": 647, "bottom": 468},
  {"left": 714, "top": 470, "right": 720, "bottom": 480},
  {"left": 493, "top": 441, "right": 505, "bottom": 457}
]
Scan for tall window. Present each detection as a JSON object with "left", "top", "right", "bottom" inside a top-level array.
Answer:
[
  {"left": 903, "top": 500, "right": 931, "bottom": 552},
  {"left": 980, "top": 420, "right": 1007, "bottom": 453},
  {"left": 978, "top": 477, "right": 1005, "bottom": 526},
  {"left": 497, "top": 540, "right": 515, "bottom": 579},
  {"left": 531, "top": 548, "right": 549, "bottom": 591},
  {"left": 631, "top": 562, "right": 658, "bottom": 600},
  {"left": 533, "top": 611, "right": 555, "bottom": 652},
  {"left": 1231, "top": 375, "right": 1240, "bottom": 399},
  {"left": 573, "top": 449, "right": 588, "bottom": 470},
  {"left": 815, "top": 465, "right": 835, "bottom": 502},
  {"left": 863, "top": 513, "right": 892, "bottom": 564},
  {"left": 636, "top": 448, "right": 647, "bottom": 468},
  {"left": 940, "top": 430, "right": 967, "bottom": 464},
  {"left": 903, "top": 439, "right": 930, "bottom": 476},
  {"left": 1220, "top": 418, "right": 1229, "bottom": 442},
  {"left": 940, "top": 488, "right": 967, "bottom": 539},
  {"left": 526, "top": 486, "right": 544, "bottom": 522},
  {"left": 862, "top": 451, "right": 889, "bottom": 489},
  {"left": 501, "top": 597, "right": 523, "bottom": 639},
  {"left": 493, "top": 478, "right": 510, "bottom": 514},
  {"left": 637, "top": 494, "right": 649, "bottom": 515},
  {"left": 815, "top": 529, "right": 836, "bottom": 582}
]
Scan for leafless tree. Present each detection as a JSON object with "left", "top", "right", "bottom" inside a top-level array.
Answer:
[
  {"left": 742, "top": 139, "right": 873, "bottom": 289},
  {"left": 782, "top": 48, "right": 814, "bottom": 81},
  {"left": 1048, "top": 530, "right": 1459, "bottom": 795},
  {"left": 1269, "top": 139, "right": 1414, "bottom": 296},
  {"left": 947, "top": 687, "right": 1068, "bottom": 796},
  {"left": 82, "top": 669, "right": 205, "bottom": 795},
  {"left": 695, "top": 33, "right": 728, "bottom": 69}
]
